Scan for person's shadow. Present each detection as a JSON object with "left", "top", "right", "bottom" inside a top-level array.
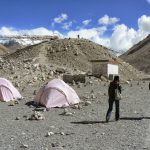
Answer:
[
  {"left": 71, "top": 117, "right": 150, "bottom": 124},
  {"left": 120, "top": 117, "right": 150, "bottom": 120},
  {"left": 71, "top": 120, "right": 113, "bottom": 124},
  {"left": 120, "top": 117, "right": 143, "bottom": 120}
]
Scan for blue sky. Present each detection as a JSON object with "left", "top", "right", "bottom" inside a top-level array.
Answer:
[{"left": 0, "top": 0, "right": 150, "bottom": 51}]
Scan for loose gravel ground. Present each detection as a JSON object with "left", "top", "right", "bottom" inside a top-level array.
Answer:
[{"left": 0, "top": 80, "right": 150, "bottom": 150}]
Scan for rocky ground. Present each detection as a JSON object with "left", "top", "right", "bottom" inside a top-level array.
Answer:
[
  {"left": 0, "top": 78, "right": 150, "bottom": 150},
  {"left": 0, "top": 37, "right": 150, "bottom": 150}
]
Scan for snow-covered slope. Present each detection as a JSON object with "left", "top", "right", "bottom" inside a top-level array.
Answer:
[
  {"left": 0, "top": 37, "right": 42, "bottom": 46},
  {"left": 0, "top": 36, "right": 58, "bottom": 46}
]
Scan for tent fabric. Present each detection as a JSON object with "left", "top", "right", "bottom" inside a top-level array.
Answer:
[
  {"left": 34, "top": 79, "right": 80, "bottom": 108},
  {"left": 0, "top": 78, "right": 22, "bottom": 102}
]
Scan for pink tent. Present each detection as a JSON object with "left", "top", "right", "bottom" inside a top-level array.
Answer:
[
  {"left": 0, "top": 78, "right": 22, "bottom": 102},
  {"left": 34, "top": 79, "right": 80, "bottom": 108}
]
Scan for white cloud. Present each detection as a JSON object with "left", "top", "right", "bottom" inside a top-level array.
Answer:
[
  {"left": 82, "top": 19, "right": 92, "bottom": 26},
  {"left": 65, "top": 15, "right": 150, "bottom": 52},
  {"left": 53, "top": 13, "right": 68, "bottom": 24},
  {"left": 108, "top": 24, "right": 138, "bottom": 51},
  {"left": 0, "top": 15, "right": 150, "bottom": 52},
  {"left": 0, "top": 27, "right": 62, "bottom": 37},
  {"left": 98, "top": 15, "right": 119, "bottom": 25},
  {"left": 103, "top": 21, "right": 150, "bottom": 52},
  {"left": 66, "top": 26, "right": 107, "bottom": 39},
  {"left": 138, "top": 15, "right": 150, "bottom": 33},
  {"left": 65, "top": 24, "right": 139, "bottom": 52},
  {"left": 0, "top": 27, "right": 19, "bottom": 36},
  {"left": 147, "top": 0, "right": 150, "bottom": 4},
  {"left": 62, "top": 22, "right": 72, "bottom": 30},
  {"left": 21, "top": 27, "right": 54, "bottom": 36},
  {"left": 108, "top": 15, "right": 150, "bottom": 51}
]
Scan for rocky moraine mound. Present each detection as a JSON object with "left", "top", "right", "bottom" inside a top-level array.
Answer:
[{"left": 0, "top": 38, "right": 146, "bottom": 89}]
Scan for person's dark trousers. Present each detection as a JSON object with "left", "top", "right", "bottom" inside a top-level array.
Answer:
[
  {"left": 115, "top": 100, "right": 120, "bottom": 120},
  {"left": 106, "top": 98, "right": 120, "bottom": 122}
]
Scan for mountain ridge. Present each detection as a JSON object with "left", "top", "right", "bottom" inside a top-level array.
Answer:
[{"left": 120, "top": 34, "right": 150, "bottom": 74}]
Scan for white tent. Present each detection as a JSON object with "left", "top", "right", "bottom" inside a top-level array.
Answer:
[
  {"left": 34, "top": 79, "right": 80, "bottom": 108},
  {"left": 0, "top": 78, "right": 22, "bottom": 102}
]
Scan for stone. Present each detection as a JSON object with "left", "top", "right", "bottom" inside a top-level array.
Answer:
[
  {"left": 49, "top": 70, "right": 54, "bottom": 76},
  {"left": 20, "top": 144, "right": 28, "bottom": 149},
  {"left": 91, "top": 93, "right": 96, "bottom": 99},
  {"left": 77, "top": 84, "right": 81, "bottom": 88},
  {"left": 63, "top": 74, "right": 74, "bottom": 83},
  {"left": 33, "top": 76, "right": 38, "bottom": 82},
  {"left": 15, "top": 117, "right": 20, "bottom": 120},
  {"left": 46, "top": 132, "right": 55, "bottom": 137},
  {"left": 33, "top": 90, "right": 37, "bottom": 95},
  {"left": 56, "top": 67, "right": 66, "bottom": 73},
  {"left": 73, "top": 74, "right": 86, "bottom": 83},
  {"left": 28, "top": 112, "right": 45, "bottom": 120},
  {"left": 60, "top": 132, "right": 65, "bottom": 135},
  {"left": 84, "top": 101, "right": 92, "bottom": 106},
  {"left": 61, "top": 108, "right": 73, "bottom": 116},
  {"left": 89, "top": 81, "right": 94, "bottom": 86},
  {"left": 104, "top": 93, "right": 107, "bottom": 96},
  {"left": 15, "top": 82, "right": 20, "bottom": 87},
  {"left": 14, "top": 100, "right": 19, "bottom": 104},
  {"left": 51, "top": 142, "right": 60, "bottom": 147},
  {"left": 125, "top": 81, "right": 130, "bottom": 84},
  {"left": 8, "top": 102, "right": 15, "bottom": 106},
  {"left": 63, "top": 74, "right": 85, "bottom": 84},
  {"left": 72, "top": 80, "right": 76, "bottom": 86}
]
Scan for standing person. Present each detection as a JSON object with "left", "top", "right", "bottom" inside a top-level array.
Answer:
[{"left": 106, "top": 75, "right": 122, "bottom": 122}]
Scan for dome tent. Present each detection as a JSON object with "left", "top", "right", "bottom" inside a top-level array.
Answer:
[
  {"left": 0, "top": 78, "right": 22, "bottom": 102},
  {"left": 34, "top": 79, "right": 80, "bottom": 108}
]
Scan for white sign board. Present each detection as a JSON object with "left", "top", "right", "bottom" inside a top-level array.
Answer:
[{"left": 107, "top": 64, "right": 118, "bottom": 76}]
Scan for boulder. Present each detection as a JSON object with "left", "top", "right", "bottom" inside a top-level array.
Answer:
[{"left": 63, "top": 74, "right": 86, "bottom": 83}]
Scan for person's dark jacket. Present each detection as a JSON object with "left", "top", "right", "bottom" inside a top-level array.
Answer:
[{"left": 108, "top": 81, "right": 121, "bottom": 99}]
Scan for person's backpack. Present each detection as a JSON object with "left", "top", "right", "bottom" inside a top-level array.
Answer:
[{"left": 115, "top": 87, "right": 122, "bottom": 100}]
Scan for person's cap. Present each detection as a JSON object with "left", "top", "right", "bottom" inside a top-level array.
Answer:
[{"left": 114, "top": 75, "right": 119, "bottom": 81}]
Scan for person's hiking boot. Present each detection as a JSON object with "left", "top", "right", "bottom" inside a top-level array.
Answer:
[
  {"left": 106, "top": 112, "right": 111, "bottom": 123},
  {"left": 115, "top": 118, "right": 120, "bottom": 121},
  {"left": 106, "top": 116, "right": 110, "bottom": 123}
]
